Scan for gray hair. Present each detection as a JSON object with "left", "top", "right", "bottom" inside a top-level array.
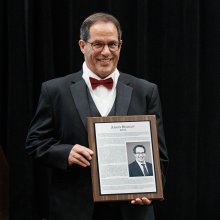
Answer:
[{"left": 80, "top": 12, "right": 122, "bottom": 42}]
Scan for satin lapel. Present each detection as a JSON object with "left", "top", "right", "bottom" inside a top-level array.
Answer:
[
  {"left": 115, "top": 80, "right": 133, "bottom": 116},
  {"left": 70, "top": 79, "right": 90, "bottom": 130}
]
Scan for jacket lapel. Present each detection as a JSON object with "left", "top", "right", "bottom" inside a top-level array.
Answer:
[
  {"left": 69, "top": 73, "right": 90, "bottom": 130},
  {"left": 115, "top": 74, "right": 133, "bottom": 116}
]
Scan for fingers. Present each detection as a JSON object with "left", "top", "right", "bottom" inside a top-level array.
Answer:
[
  {"left": 131, "top": 197, "right": 152, "bottom": 205},
  {"left": 68, "top": 144, "right": 94, "bottom": 167}
]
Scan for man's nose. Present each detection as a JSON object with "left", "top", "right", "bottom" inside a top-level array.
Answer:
[{"left": 101, "top": 44, "right": 111, "bottom": 54}]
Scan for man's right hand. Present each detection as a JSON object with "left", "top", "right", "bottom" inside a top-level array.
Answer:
[{"left": 68, "top": 144, "right": 94, "bottom": 167}]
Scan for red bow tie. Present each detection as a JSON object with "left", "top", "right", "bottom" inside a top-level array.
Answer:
[{"left": 89, "top": 77, "right": 113, "bottom": 90}]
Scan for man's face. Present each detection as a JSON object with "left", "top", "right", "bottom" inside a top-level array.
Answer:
[
  {"left": 79, "top": 21, "right": 121, "bottom": 79},
  {"left": 134, "top": 147, "right": 146, "bottom": 163}
]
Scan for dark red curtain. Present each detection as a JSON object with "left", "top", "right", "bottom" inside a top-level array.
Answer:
[{"left": 0, "top": 0, "right": 220, "bottom": 219}]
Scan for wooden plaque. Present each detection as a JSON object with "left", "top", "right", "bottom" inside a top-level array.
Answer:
[{"left": 87, "top": 115, "right": 163, "bottom": 202}]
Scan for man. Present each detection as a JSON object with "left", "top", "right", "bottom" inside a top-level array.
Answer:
[
  {"left": 26, "top": 12, "right": 168, "bottom": 220},
  {"left": 129, "top": 145, "right": 153, "bottom": 177}
]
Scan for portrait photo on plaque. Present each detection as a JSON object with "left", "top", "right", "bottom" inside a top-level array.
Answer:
[{"left": 127, "top": 142, "right": 154, "bottom": 177}]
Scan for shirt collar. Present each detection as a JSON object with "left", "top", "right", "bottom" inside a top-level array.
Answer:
[{"left": 136, "top": 160, "right": 146, "bottom": 166}]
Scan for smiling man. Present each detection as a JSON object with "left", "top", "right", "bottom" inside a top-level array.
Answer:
[
  {"left": 129, "top": 145, "right": 153, "bottom": 177},
  {"left": 25, "top": 12, "right": 168, "bottom": 220}
]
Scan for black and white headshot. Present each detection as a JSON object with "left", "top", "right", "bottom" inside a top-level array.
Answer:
[{"left": 128, "top": 144, "right": 153, "bottom": 177}]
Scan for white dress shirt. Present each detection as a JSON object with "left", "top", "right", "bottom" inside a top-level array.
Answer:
[{"left": 82, "top": 62, "right": 120, "bottom": 116}]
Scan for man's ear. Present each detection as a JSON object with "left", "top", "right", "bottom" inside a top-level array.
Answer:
[{"left": 79, "top": 40, "right": 86, "bottom": 54}]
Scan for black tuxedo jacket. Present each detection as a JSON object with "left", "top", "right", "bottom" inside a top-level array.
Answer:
[
  {"left": 129, "top": 161, "right": 153, "bottom": 177},
  {"left": 26, "top": 70, "right": 169, "bottom": 220}
]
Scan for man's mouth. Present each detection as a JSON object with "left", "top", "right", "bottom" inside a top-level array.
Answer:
[{"left": 97, "top": 58, "right": 112, "bottom": 64}]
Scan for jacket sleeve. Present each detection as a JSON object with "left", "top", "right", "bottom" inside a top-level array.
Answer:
[
  {"left": 147, "top": 84, "right": 169, "bottom": 186},
  {"left": 25, "top": 83, "right": 72, "bottom": 170}
]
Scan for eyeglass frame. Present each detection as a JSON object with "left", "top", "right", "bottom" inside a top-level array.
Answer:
[
  {"left": 86, "top": 40, "right": 122, "bottom": 52},
  {"left": 135, "top": 152, "right": 146, "bottom": 155}
]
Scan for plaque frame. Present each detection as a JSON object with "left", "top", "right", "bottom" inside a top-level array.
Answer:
[{"left": 87, "top": 115, "right": 163, "bottom": 202}]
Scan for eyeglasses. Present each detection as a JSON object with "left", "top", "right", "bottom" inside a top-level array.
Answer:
[
  {"left": 135, "top": 152, "right": 145, "bottom": 155},
  {"left": 86, "top": 41, "right": 122, "bottom": 52}
]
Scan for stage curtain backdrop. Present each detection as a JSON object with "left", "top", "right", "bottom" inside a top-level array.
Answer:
[{"left": 0, "top": 0, "right": 219, "bottom": 219}]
